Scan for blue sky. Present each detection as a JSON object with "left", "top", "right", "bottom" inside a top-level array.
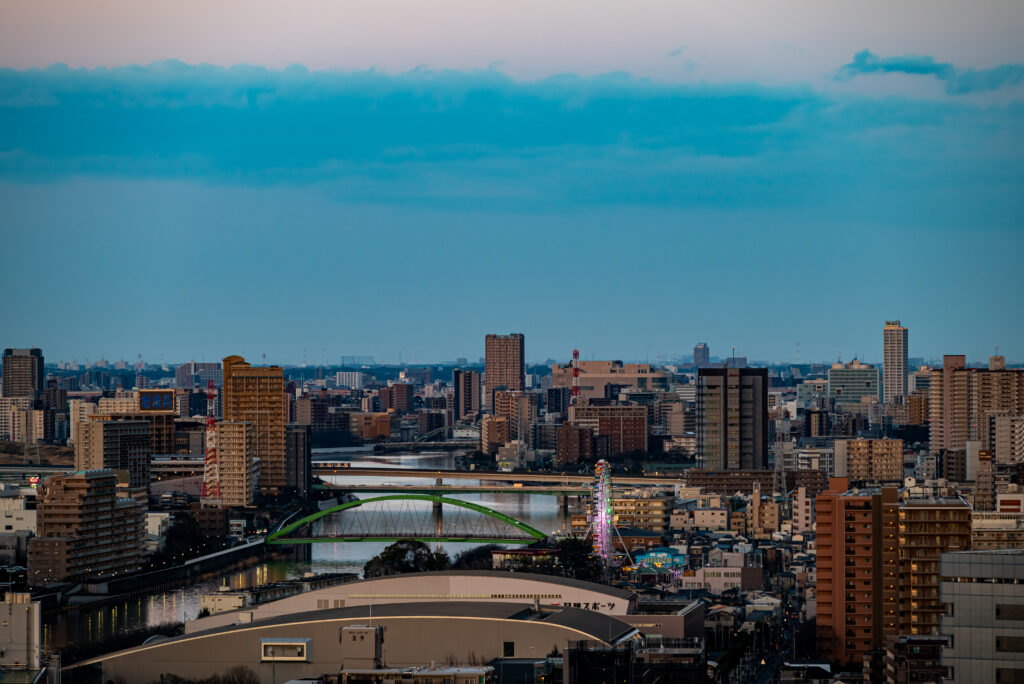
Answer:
[{"left": 0, "top": 2, "right": 1022, "bottom": 366}]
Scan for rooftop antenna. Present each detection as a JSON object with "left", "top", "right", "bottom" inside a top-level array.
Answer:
[{"left": 796, "top": 341, "right": 800, "bottom": 365}]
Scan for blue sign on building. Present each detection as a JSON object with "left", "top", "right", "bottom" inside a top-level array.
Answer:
[{"left": 139, "top": 389, "right": 175, "bottom": 412}]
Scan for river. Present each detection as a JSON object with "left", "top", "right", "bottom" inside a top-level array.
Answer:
[{"left": 43, "top": 449, "right": 575, "bottom": 651}]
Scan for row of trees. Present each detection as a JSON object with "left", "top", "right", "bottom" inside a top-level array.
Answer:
[{"left": 363, "top": 537, "right": 602, "bottom": 582}]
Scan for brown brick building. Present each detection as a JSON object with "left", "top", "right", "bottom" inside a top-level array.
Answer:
[
  {"left": 484, "top": 334, "right": 524, "bottom": 407},
  {"left": 569, "top": 405, "right": 647, "bottom": 456},
  {"left": 222, "top": 355, "right": 287, "bottom": 493},
  {"left": 816, "top": 478, "right": 971, "bottom": 667},
  {"left": 27, "top": 470, "right": 145, "bottom": 585},
  {"left": 555, "top": 424, "right": 593, "bottom": 466}
]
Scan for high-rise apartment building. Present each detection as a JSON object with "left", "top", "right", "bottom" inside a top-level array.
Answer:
[
  {"left": 883, "top": 321, "right": 909, "bottom": 405},
  {"left": 555, "top": 424, "right": 593, "bottom": 466},
  {"left": 378, "top": 383, "right": 414, "bottom": 413},
  {"left": 75, "top": 417, "right": 152, "bottom": 489},
  {"left": 930, "top": 355, "right": 1024, "bottom": 453},
  {"left": 285, "top": 423, "right": 312, "bottom": 496},
  {"left": 551, "top": 360, "right": 669, "bottom": 401},
  {"left": 0, "top": 397, "right": 32, "bottom": 440},
  {"left": 222, "top": 355, "right": 287, "bottom": 492},
  {"left": 835, "top": 438, "right": 904, "bottom": 483},
  {"left": 27, "top": 470, "right": 145, "bottom": 584},
  {"left": 493, "top": 390, "right": 538, "bottom": 444},
  {"left": 569, "top": 404, "right": 647, "bottom": 456},
  {"left": 696, "top": 367, "right": 768, "bottom": 470},
  {"left": 816, "top": 480, "right": 900, "bottom": 667},
  {"left": 480, "top": 415, "right": 509, "bottom": 455},
  {"left": 828, "top": 360, "right": 880, "bottom": 407},
  {"left": 484, "top": 334, "right": 525, "bottom": 408},
  {"left": 452, "top": 369, "right": 481, "bottom": 423},
  {"left": 991, "top": 415, "right": 1024, "bottom": 466},
  {"left": 693, "top": 343, "right": 710, "bottom": 368},
  {"left": 816, "top": 479, "right": 971, "bottom": 666},
  {"left": 1, "top": 348, "right": 43, "bottom": 398},
  {"left": 217, "top": 421, "right": 257, "bottom": 506}
]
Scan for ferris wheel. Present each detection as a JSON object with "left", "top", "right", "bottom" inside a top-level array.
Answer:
[{"left": 590, "top": 459, "right": 614, "bottom": 566}]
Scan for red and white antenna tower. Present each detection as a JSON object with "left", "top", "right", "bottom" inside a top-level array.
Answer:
[
  {"left": 201, "top": 379, "right": 222, "bottom": 505},
  {"left": 569, "top": 348, "right": 581, "bottom": 408}
]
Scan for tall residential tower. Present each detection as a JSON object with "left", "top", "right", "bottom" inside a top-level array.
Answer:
[
  {"left": 484, "top": 334, "right": 525, "bottom": 409},
  {"left": 883, "top": 321, "right": 908, "bottom": 405}
]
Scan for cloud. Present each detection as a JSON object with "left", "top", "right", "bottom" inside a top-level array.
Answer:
[
  {"left": 838, "top": 49, "right": 1024, "bottom": 94},
  {"left": 0, "top": 61, "right": 1021, "bottom": 223}
]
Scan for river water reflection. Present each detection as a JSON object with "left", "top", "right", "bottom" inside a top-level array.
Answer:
[{"left": 44, "top": 449, "right": 574, "bottom": 651}]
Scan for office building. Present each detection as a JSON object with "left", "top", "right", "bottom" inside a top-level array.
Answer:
[
  {"left": 693, "top": 343, "right": 710, "bottom": 368},
  {"left": 834, "top": 438, "right": 903, "bottom": 483},
  {"left": 930, "top": 355, "right": 1024, "bottom": 452},
  {"left": 1, "top": 348, "right": 43, "bottom": 398},
  {"left": 217, "top": 421, "right": 257, "bottom": 507},
  {"left": 696, "top": 367, "right": 768, "bottom": 470},
  {"left": 828, "top": 360, "right": 880, "bottom": 407},
  {"left": 484, "top": 333, "right": 525, "bottom": 407},
  {"left": 796, "top": 379, "right": 830, "bottom": 410},
  {"left": 551, "top": 360, "right": 669, "bottom": 401},
  {"left": 285, "top": 424, "right": 312, "bottom": 497},
  {"left": 451, "top": 369, "right": 480, "bottom": 423},
  {"left": 333, "top": 371, "right": 366, "bottom": 389},
  {"left": 940, "top": 550, "right": 1024, "bottom": 683},
  {"left": 222, "top": 355, "right": 287, "bottom": 492},
  {"left": 569, "top": 404, "right": 647, "bottom": 456},
  {"left": 816, "top": 479, "right": 971, "bottom": 666},
  {"left": 493, "top": 390, "right": 538, "bottom": 444},
  {"left": 27, "top": 470, "right": 145, "bottom": 584},
  {"left": 883, "top": 321, "right": 909, "bottom": 405},
  {"left": 75, "top": 417, "right": 152, "bottom": 489}
]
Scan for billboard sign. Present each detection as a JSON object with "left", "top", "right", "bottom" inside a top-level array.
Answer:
[{"left": 139, "top": 389, "right": 176, "bottom": 412}]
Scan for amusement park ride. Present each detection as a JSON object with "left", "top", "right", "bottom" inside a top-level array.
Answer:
[{"left": 586, "top": 458, "right": 633, "bottom": 571}]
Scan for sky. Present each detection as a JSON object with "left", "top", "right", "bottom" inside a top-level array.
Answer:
[{"left": 1, "top": 1, "right": 1022, "bottom": 366}]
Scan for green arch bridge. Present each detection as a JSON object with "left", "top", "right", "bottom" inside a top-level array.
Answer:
[{"left": 266, "top": 494, "right": 548, "bottom": 545}]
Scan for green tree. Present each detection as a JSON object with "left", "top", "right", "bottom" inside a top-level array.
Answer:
[
  {"left": 555, "top": 537, "right": 603, "bottom": 582},
  {"left": 363, "top": 540, "right": 451, "bottom": 577}
]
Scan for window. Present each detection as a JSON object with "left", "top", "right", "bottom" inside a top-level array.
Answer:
[
  {"left": 261, "top": 639, "right": 311, "bottom": 662},
  {"left": 997, "top": 605, "right": 1024, "bottom": 621},
  {"left": 997, "top": 637, "right": 1024, "bottom": 653},
  {"left": 503, "top": 641, "right": 515, "bottom": 657}
]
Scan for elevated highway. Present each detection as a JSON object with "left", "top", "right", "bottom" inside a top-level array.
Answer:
[{"left": 312, "top": 464, "right": 685, "bottom": 487}]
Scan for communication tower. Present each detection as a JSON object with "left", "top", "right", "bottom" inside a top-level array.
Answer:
[
  {"left": 201, "top": 379, "right": 222, "bottom": 505},
  {"left": 569, "top": 348, "right": 581, "bottom": 408}
]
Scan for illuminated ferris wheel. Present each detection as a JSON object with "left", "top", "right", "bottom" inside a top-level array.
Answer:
[{"left": 590, "top": 459, "right": 614, "bottom": 566}]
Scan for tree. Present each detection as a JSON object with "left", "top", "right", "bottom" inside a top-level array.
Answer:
[
  {"left": 452, "top": 544, "right": 502, "bottom": 570},
  {"left": 363, "top": 540, "right": 451, "bottom": 577},
  {"left": 217, "top": 666, "right": 259, "bottom": 684},
  {"left": 555, "top": 537, "right": 603, "bottom": 582}
]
